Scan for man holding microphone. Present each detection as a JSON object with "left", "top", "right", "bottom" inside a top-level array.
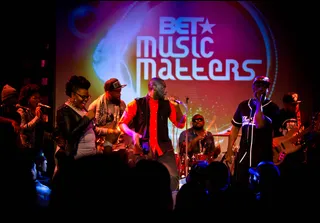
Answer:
[
  {"left": 119, "top": 77, "right": 186, "bottom": 191},
  {"left": 225, "top": 76, "right": 280, "bottom": 188}
]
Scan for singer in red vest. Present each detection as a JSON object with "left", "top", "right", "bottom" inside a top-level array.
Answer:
[{"left": 119, "top": 77, "right": 186, "bottom": 191}]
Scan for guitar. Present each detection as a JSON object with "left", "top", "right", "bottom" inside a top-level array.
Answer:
[
  {"left": 95, "top": 122, "right": 122, "bottom": 152},
  {"left": 273, "top": 112, "right": 320, "bottom": 165},
  {"left": 95, "top": 122, "right": 134, "bottom": 153}
]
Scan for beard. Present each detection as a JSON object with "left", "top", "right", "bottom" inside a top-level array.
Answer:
[
  {"left": 193, "top": 125, "right": 203, "bottom": 131},
  {"left": 154, "top": 91, "right": 165, "bottom": 100},
  {"left": 110, "top": 97, "right": 121, "bottom": 105}
]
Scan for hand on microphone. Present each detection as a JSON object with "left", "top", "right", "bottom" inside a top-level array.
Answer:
[
  {"left": 35, "top": 106, "right": 43, "bottom": 118},
  {"left": 260, "top": 92, "right": 266, "bottom": 102},
  {"left": 167, "top": 96, "right": 182, "bottom": 105},
  {"left": 254, "top": 91, "right": 266, "bottom": 104}
]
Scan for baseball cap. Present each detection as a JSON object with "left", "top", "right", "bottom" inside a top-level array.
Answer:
[
  {"left": 1, "top": 84, "right": 18, "bottom": 102},
  {"left": 104, "top": 78, "right": 127, "bottom": 92},
  {"left": 283, "top": 92, "right": 301, "bottom": 104},
  {"left": 252, "top": 76, "right": 271, "bottom": 86}
]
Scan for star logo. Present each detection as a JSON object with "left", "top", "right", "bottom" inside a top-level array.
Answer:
[{"left": 199, "top": 19, "right": 215, "bottom": 34}]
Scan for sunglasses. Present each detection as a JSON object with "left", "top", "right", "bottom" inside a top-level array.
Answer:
[
  {"left": 253, "top": 82, "right": 269, "bottom": 88},
  {"left": 75, "top": 92, "right": 91, "bottom": 100},
  {"left": 192, "top": 118, "right": 204, "bottom": 122}
]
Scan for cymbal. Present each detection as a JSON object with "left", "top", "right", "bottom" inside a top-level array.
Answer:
[
  {"left": 212, "top": 133, "right": 242, "bottom": 137},
  {"left": 212, "top": 133, "right": 230, "bottom": 137}
]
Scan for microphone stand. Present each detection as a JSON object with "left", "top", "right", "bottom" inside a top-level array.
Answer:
[{"left": 184, "top": 97, "right": 189, "bottom": 177}]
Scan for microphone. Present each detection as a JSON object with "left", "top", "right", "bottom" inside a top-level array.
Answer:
[
  {"left": 260, "top": 92, "right": 266, "bottom": 103},
  {"left": 38, "top": 103, "right": 51, "bottom": 109},
  {"left": 16, "top": 104, "right": 30, "bottom": 111},
  {"left": 167, "top": 96, "right": 183, "bottom": 104},
  {"left": 173, "top": 99, "right": 183, "bottom": 104},
  {"left": 254, "top": 91, "right": 266, "bottom": 103}
]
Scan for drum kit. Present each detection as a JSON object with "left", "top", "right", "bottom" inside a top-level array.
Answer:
[
  {"left": 175, "top": 131, "right": 240, "bottom": 179},
  {"left": 175, "top": 152, "right": 216, "bottom": 178}
]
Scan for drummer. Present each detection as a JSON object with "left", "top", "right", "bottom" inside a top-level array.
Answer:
[{"left": 178, "top": 114, "right": 220, "bottom": 163}]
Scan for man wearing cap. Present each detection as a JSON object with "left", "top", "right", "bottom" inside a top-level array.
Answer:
[
  {"left": 0, "top": 84, "right": 21, "bottom": 160},
  {"left": 88, "top": 78, "right": 127, "bottom": 154},
  {"left": 277, "top": 92, "right": 310, "bottom": 186},
  {"left": 279, "top": 92, "right": 304, "bottom": 136},
  {"left": 226, "top": 76, "right": 280, "bottom": 188}
]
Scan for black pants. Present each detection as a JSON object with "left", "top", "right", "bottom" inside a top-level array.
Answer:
[
  {"left": 131, "top": 149, "right": 179, "bottom": 191},
  {"left": 233, "top": 158, "right": 250, "bottom": 189}
]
